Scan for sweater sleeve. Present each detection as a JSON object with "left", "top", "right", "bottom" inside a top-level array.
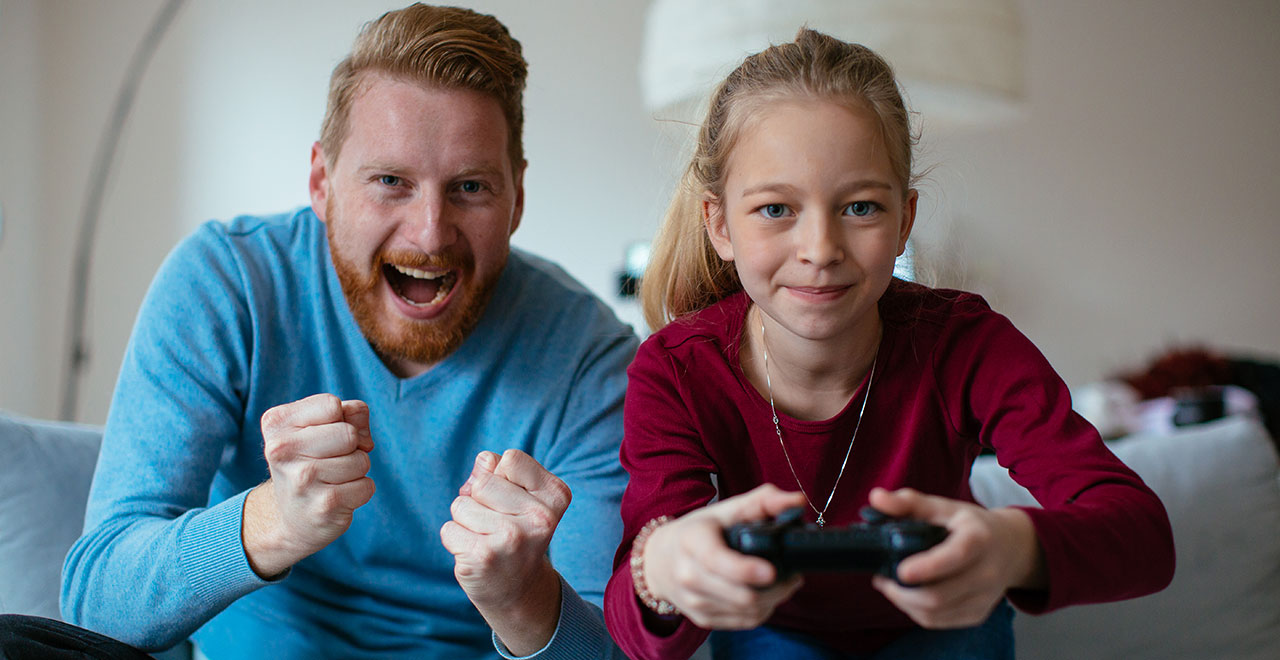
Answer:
[
  {"left": 522, "top": 324, "right": 638, "bottom": 660},
  {"left": 60, "top": 224, "right": 274, "bottom": 650},
  {"left": 603, "top": 338, "right": 721, "bottom": 660},
  {"left": 937, "top": 305, "right": 1175, "bottom": 612}
]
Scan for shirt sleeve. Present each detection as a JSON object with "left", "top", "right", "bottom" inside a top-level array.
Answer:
[
  {"left": 60, "top": 225, "right": 274, "bottom": 650},
  {"left": 495, "top": 576, "right": 626, "bottom": 660},
  {"left": 936, "top": 305, "right": 1175, "bottom": 612},
  {"left": 603, "top": 338, "right": 720, "bottom": 660},
  {"left": 516, "top": 322, "right": 638, "bottom": 659}
]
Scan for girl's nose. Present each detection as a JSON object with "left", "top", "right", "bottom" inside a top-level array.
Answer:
[{"left": 796, "top": 212, "right": 844, "bottom": 267}]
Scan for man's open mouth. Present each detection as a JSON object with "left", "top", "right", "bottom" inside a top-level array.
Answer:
[{"left": 383, "top": 263, "right": 457, "bottom": 307}]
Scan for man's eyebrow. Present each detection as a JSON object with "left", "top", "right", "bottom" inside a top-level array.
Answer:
[
  {"left": 356, "top": 163, "right": 412, "bottom": 176},
  {"left": 455, "top": 165, "right": 506, "bottom": 179},
  {"left": 354, "top": 163, "right": 507, "bottom": 183}
]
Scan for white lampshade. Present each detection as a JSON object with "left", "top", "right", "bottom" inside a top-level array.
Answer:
[{"left": 640, "top": 0, "right": 1025, "bottom": 128}]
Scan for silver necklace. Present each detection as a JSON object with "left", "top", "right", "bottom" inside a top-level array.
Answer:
[{"left": 760, "top": 316, "right": 877, "bottom": 527}]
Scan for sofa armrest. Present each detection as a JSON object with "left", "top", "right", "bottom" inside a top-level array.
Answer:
[
  {"left": 0, "top": 412, "right": 102, "bottom": 619},
  {"left": 969, "top": 415, "right": 1280, "bottom": 660}
]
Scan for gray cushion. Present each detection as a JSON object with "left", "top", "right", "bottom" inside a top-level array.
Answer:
[
  {"left": 0, "top": 412, "right": 102, "bottom": 619},
  {"left": 969, "top": 415, "right": 1280, "bottom": 660}
]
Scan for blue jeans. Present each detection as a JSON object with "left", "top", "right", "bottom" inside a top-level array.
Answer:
[{"left": 709, "top": 600, "right": 1014, "bottom": 660}]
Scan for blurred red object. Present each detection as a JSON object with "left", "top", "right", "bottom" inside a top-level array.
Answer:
[{"left": 1115, "top": 347, "right": 1233, "bottom": 401}]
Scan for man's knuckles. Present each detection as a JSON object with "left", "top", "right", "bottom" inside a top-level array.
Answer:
[
  {"left": 260, "top": 405, "right": 292, "bottom": 433},
  {"left": 308, "top": 393, "right": 345, "bottom": 420},
  {"left": 295, "top": 461, "right": 320, "bottom": 486},
  {"left": 338, "top": 423, "right": 362, "bottom": 454},
  {"left": 520, "top": 504, "right": 560, "bottom": 537},
  {"left": 262, "top": 394, "right": 342, "bottom": 430},
  {"left": 449, "top": 495, "right": 472, "bottom": 520},
  {"left": 543, "top": 479, "right": 572, "bottom": 513},
  {"left": 263, "top": 438, "right": 295, "bottom": 465}
]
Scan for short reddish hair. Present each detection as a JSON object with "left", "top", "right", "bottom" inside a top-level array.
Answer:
[{"left": 319, "top": 3, "right": 528, "bottom": 168}]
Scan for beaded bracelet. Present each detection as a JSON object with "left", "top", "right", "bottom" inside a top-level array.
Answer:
[{"left": 630, "top": 515, "right": 677, "bottom": 615}]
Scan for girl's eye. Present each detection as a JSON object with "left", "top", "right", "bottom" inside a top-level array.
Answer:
[
  {"left": 761, "top": 204, "right": 788, "bottom": 219},
  {"left": 458, "top": 180, "right": 483, "bottom": 194},
  {"left": 379, "top": 175, "right": 402, "bottom": 187},
  {"left": 846, "top": 201, "right": 877, "bottom": 217}
]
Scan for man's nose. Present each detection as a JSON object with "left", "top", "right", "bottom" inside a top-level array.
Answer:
[{"left": 406, "top": 191, "right": 458, "bottom": 252}]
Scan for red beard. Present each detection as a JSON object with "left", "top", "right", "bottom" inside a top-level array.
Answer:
[{"left": 325, "top": 205, "right": 504, "bottom": 368}]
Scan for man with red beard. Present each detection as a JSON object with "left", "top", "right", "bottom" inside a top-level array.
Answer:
[{"left": 42, "top": 5, "right": 637, "bottom": 660}]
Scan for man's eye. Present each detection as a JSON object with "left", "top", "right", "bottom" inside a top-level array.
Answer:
[
  {"left": 761, "top": 204, "right": 788, "bottom": 219},
  {"left": 847, "top": 201, "right": 877, "bottom": 217},
  {"left": 379, "top": 175, "right": 402, "bottom": 187},
  {"left": 459, "top": 180, "right": 483, "bottom": 194}
]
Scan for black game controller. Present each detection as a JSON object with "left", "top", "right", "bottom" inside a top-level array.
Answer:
[{"left": 724, "top": 506, "right": 948, "bottom": 584}]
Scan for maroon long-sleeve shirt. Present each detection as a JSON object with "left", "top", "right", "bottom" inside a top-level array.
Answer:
[{"left": 605, "top": 281, "right": 1174, "bottom": 659}]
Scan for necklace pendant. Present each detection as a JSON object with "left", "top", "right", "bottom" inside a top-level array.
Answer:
[{"left": 816, "top": 514, "right": 825, "bottom": 527}]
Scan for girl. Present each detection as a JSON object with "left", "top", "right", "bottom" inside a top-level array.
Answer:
[{"left": 603, "top": 29, "right": 1174, "bottom": 660}]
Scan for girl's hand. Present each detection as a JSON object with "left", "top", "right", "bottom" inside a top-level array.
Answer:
[
  {"left": 642, "top": 484, "right": 807, "bottom": 630},
  {"left": 868, "top": 487, "right": 1046, "bottom": 629}
]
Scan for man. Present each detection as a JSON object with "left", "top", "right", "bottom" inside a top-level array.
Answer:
[{"left": 49, "top": 4, "right": 634, "bottom": 658}]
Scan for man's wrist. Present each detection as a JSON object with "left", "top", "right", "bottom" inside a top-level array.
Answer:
[
  {"left": 241, "top": 482, "right": 292, "bottom": 579},
  {"left": 479, "top": 559, "right": 563, "bottom": 657}
]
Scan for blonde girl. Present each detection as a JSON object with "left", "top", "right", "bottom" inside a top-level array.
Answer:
[{"left": 603, "top": 29, "right": 1174, "bottom": 660}]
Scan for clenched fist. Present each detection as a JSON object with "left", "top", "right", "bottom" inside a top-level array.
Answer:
[
  {"left": 242, "top": 393, "right": 376, "bottom": 578},
  {"left": 440, "top": 449, "right": 571, "bottom": 655}
]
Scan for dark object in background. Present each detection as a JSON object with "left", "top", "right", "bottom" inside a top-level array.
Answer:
[
  {"left": 616, "top": 271, "right": 640, "bottom": 298},
  {"left": 0, "top": 614, "right": 156, "bottom": 659},
  {"left": 1115, "top": 346, "right": 1280, "bottom": 455},
  {"left": 1172, "top": 387, "right": 1226, "bottom": 427},
  {"left": 1230, "top": 359, "right": 1280, "bottom": 450},
  {"left": 615, "top": 242, "right": 651, "bottom": 299}
]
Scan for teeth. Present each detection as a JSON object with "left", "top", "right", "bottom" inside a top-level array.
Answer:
[
  {"left": 390, "top": 263, "right": 456, "bottom": 307},
  {"left": 406, "top": 283, "right": 451, "bottom": 307},
  {"left": 392, "top": 264, "right": 449, "bottom": 280}
]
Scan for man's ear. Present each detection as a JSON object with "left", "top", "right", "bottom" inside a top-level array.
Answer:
[
  {"left": 703, "top": 196, "right": 734, "bottom": 262},
  {"left": 508, "top": 159, "right": 527, "bottom": 237},
  {"left": 897, "top": 188, "right": 919, "bottom": 256},
  {"left": 309, "top": 142, "right": 330, "bottom": 222}
]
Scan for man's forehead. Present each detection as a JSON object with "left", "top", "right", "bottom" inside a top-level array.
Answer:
[
  {"left": 349, "top": 73, "right": 508, "bottom": 129},
  {"left": 338, "top": 75, "right": 514, "bottom": 171}
]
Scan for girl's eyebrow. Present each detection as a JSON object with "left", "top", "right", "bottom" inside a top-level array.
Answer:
[
  {"left": 741, "top": 182, "right": 800, "bottom": 197},
  {"left": 837, "top": 179, "right": 895, "bottom": 195},
  {"left": 741, "top": 179, "right": 894, "bottom": 197}
]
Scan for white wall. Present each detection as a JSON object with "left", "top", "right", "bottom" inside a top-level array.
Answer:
[
  {"left": 914, "top": 0, "right": 1280, "bottom": 384},
  {"left": 0, "top": 0, "right": 43, "bottom": 419},
  {"left": 1, "top": 0, "right": 1277, "bottom": 423}
]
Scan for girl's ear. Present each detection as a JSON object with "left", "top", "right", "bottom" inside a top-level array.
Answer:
[
  {"left": 897, "top": 189, "right": 919, "bottom": 256},
  {"left": 704, "top": 197, "right": 735, "bottom": 261}
]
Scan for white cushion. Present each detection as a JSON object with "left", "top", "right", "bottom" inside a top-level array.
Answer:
[
  {"left": 0, "top": 412, "right": 102, "bottom": 619},
  {"left": 969, "top": 415, "right": 1280, "bottom": 660}
]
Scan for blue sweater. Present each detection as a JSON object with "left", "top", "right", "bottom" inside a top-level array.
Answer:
[{"left": 61, "top": 208, "right": 637, "bottom": 659}]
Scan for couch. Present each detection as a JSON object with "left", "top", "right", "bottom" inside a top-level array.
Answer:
[
  {"left": 4, "top": 410, "right": 1278, "bottom": 659},
  {"left": 969, "top": 413, "right": 1280, "bottom": 659},
  {"left": 0, "top": 411, "right": 191, "bottom": 659}
]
